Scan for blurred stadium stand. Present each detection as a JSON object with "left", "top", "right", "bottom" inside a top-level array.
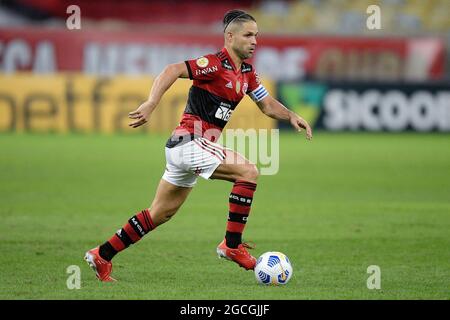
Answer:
[
  {"left": 0, "top": 0, "right": 449, "bottom": 133},
  {"left": 253, "top": 0, "right": 450, "bottom": 36},
  {"left": 0, "top": 0, "right": 448, "bottom": 34},
  {"left": 0, "top": 0, "right": 253, "bottom": 31},
  {"left": 0, "top": 0, "right": 448, "bottom": 35},
  {"left": 0, "top": 0, "right": 449, "bottom": 76}
]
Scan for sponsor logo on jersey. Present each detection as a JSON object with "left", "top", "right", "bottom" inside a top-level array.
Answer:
[
  {"left": 196, "top": 56, "right": 209, "bottom": 68},
  {"left": 222, "top": 59, "right": 233, "bottom": 70},
  {"left": 225, "top": 81, "right": 233, "bottom": 89},
  {"left": 241, "top": 64, "right": 252, "bottom": 73},
  {"left": 215, "top": 102, "right": 233, "bottom": 122},
  {"left": 194, "top": 65, "right": 218, "bottom": 76}
]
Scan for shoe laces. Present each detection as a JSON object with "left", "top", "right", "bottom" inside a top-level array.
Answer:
[
  {"left": 239, "top": 242, "right": 256, "bottom": 255},
  {"left": 241, "top": 242, "right": 255, "bottom": 249}
]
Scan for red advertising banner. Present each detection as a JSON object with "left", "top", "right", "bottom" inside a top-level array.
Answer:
[{"left": 0, "top": 28, "right": 445, "bottom": 81}]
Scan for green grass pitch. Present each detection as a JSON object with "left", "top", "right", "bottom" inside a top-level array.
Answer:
[{"left": 0, "top": 132, "right": 449, "bottom": 299}]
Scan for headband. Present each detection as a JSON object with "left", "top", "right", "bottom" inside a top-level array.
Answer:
[{"left": 223, "top": 13, "right": 248, "bottom": 33}]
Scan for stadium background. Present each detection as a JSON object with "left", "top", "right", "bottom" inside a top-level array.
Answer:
[{"left": 0, "top": 0, "right": 449, "bottom": 300}]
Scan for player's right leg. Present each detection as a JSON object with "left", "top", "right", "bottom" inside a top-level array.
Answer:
[
  {"left": 85, "top": 140, "right": 196, "bottom": 282},
  {"left": 85, "top": 179, "right": 192, "bottom": 282}
]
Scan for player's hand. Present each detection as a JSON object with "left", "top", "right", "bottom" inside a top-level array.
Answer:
[
  {"left": 128, "top": 102, "right": 153, "bottom": 128},
  {"left": 289, "top": 114, "right": 313, "bottom": 140}
]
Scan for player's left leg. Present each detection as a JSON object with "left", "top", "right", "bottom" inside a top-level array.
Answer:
[
  {"left": 210, "top": 149, "right": 259, "bottom": 270},
  {"left": 211, "top": 149, "right": 258, "bottom": 245},
  {"left": 171, "top": 137, "right": 258, "bottom": 270}
]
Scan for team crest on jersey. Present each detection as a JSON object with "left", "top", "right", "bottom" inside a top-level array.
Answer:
[
  {"left": 242, "top": 82, "right": 248, "bottom": 94},
  {"left": 196, "top": 57, "right": 209, "bottom": 68}
]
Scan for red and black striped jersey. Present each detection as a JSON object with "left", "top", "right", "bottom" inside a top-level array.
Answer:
[{"left": 167, "top": 47, "right": 268, "bottom": 148}]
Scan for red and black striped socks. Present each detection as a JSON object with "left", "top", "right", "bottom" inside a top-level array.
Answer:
[
  {"left": 98, "top": 209, "right": 156, "bottom": 261},
  {"left": 98, "top": 181, "right": 257, "bottom": 260},
  {"left": 225, "top": 180, "right": 257, "bottom": 248}
]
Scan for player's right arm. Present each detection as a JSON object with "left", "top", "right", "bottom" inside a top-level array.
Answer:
[{"left": 128, "top": 62, "right": 189, "bottom": 128}]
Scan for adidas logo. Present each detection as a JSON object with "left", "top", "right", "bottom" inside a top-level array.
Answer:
[{"left": 225, "top": 81, "right": 233, "bottom": 89}]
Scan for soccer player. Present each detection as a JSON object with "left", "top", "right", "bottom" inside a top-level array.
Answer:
[{"left": 85, "top": 9, "right": 312, "bottom": 282}]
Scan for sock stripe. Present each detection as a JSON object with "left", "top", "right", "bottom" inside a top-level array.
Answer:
[
  {"left": 229, "top": 202, "right": 251, "bottom": 214},
  {"left": 235, "top": 181, "right": 257, "bottom": 189},
  {"left": 109, "top": 234, "right": 125, "bottom": 252},
  {"left": 116, "top": 228, "right": 133, "bottom": 248},
  {"left": 235, "top": 180, "right": 257, "bottom": 185},
  {"left": 226, "top": 221, "right": 246, "bottom": 233},
  {"left": 228, "top": 212, "right": 249, "bottom": 223},
  {"left": 235, "top": 181, "right": 256, "bottom": 184},
  {"left": 142, "top": 209, "right": 155, "bottom": 231},
  {"left": 124, "top": 224, "right": 140, "bottom": 243},
  {"left": 232, "top": 185, "right": 256, "bottom": 197},
  {"left": 142, "top": 210, "right": 150, "bottom": 230},
  {"left": 235, "top": 184, "right": 256, "bottom": 191}
]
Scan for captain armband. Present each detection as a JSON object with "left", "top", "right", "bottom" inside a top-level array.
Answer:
[{"left": 248, "top": 84, "right": 269, "bottom": 102}]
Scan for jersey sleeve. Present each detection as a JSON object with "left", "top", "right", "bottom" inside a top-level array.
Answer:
[
  {"left": 247, "top": 70, "right": 269, "bottom": 102},
  {"left": 184, "top": 54, "right": 221, "bottom": 81}
]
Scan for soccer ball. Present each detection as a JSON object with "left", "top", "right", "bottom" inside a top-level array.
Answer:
[{"left": 254, "top": 251, "right": 293, "bottom": 285}]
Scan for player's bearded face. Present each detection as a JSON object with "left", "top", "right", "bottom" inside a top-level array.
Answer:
[{"left": 232, "top": 21, "right": 258, "bottom": 60}]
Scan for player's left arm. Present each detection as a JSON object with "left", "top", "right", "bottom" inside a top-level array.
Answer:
[{"left": 256, "top": 95, "right": 313, "bottom": 140}]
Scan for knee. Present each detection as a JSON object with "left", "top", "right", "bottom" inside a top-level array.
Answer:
[{"left": 238, "top": 163, "right": 259, "bottom": 183}]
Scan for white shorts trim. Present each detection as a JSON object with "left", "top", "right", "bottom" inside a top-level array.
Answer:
[{"left": 162, "top": 138, "right": 228, "bottom": 187}]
